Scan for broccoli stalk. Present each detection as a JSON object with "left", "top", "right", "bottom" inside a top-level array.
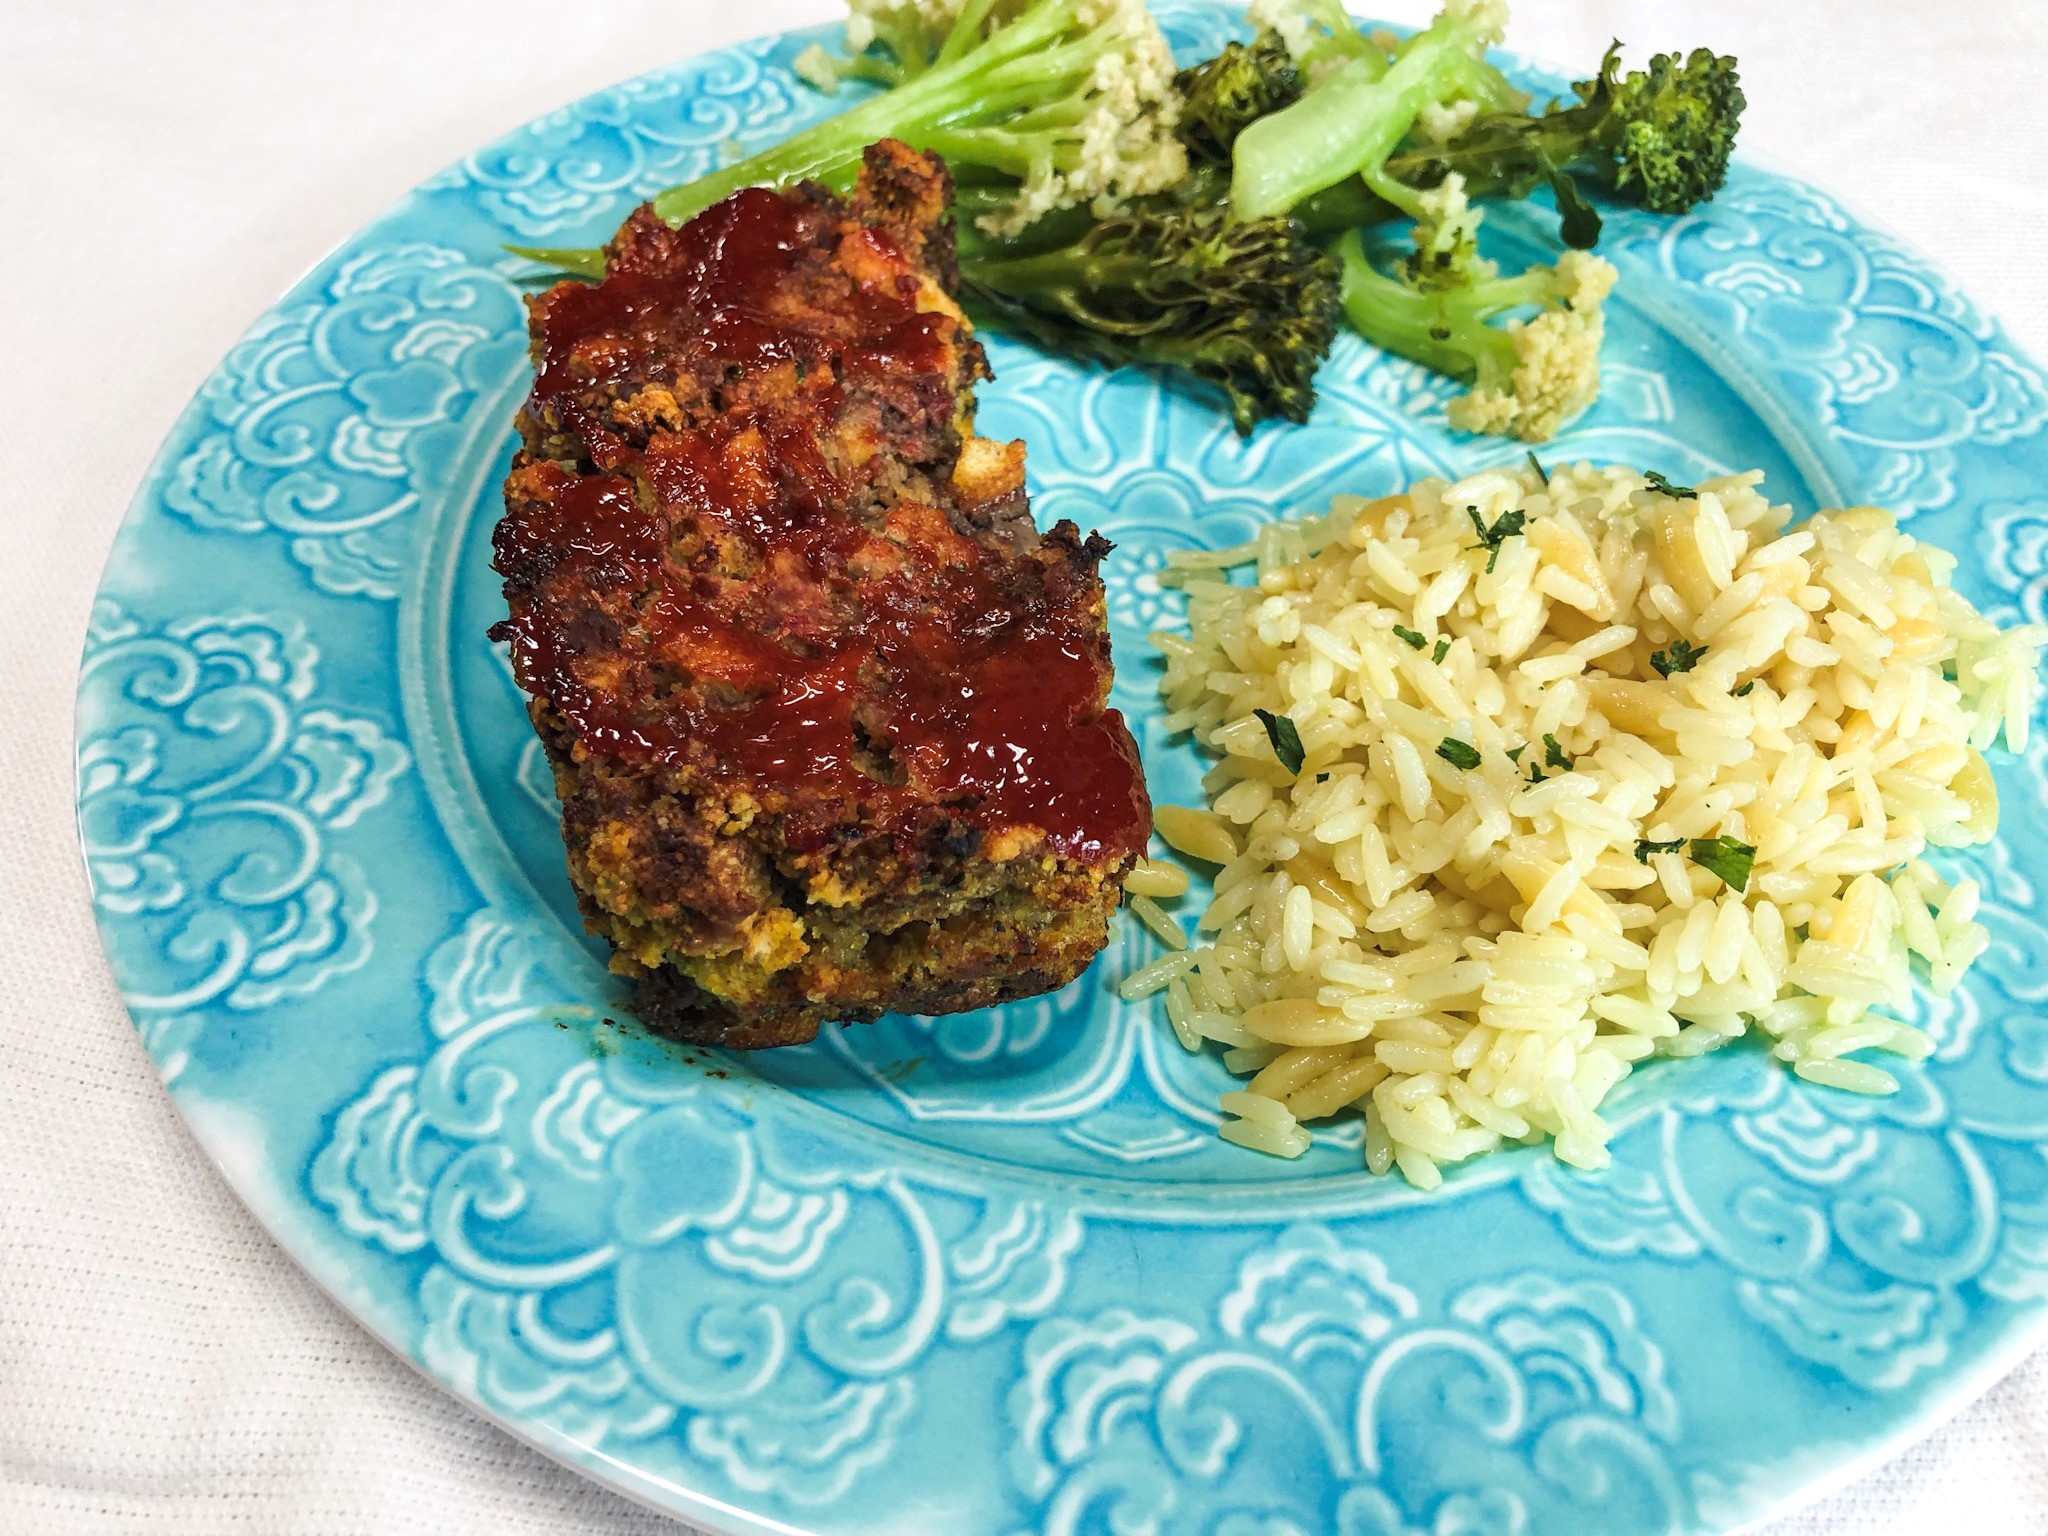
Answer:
[
  {"left": 655, "top": 0, "right": 1186, "bottom": 237},
  {"left": 1229, "top": 0, "right": 1509, "bottom": 223},
  {"left": 1336, "top": 175, "right": 1617, "bottom": 442},
  {"left": 1390, "top": 44, "right": 1745, "bottom": 244},
  {"left": 955, "top": 208, "right": 1341, "bottom": 433}
]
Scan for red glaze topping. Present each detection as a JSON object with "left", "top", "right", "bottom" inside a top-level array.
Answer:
[
  {"left": 496, "top": 186, "right": 1148, "bottom": 867},
  {"left": 534, "top": 188, "right": 808, "bottom": 401}
]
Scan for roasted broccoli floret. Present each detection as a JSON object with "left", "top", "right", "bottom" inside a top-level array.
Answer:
[
  {"left": 1389, "top": 43, "right": 1745, "bottom": 244},
  {"left": 1175, "top": 31, "right": 1304, "bottom": 166},
  {"left": 1579, "top": 44, "right": 1746, "bottom": 213},
  {"left": 957, "top": 206, "right": 1342, "bottom": 433},
  {"left": 1230, "top": 0, "right": 1511, "bottom": 223},
  {"left": 1335, "top": 175, "right": 1617, "bottom": 441},
  {"left": 657, "top": 0, "right": 1186, "bottom": 236}
]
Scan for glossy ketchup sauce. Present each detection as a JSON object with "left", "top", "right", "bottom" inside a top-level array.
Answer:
[{"left": 497, "top": 187, "right": 1149, "bottom": 867}]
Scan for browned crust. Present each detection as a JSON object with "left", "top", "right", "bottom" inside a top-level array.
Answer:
[{"left": 493, "top": 142, "right": 1147, "bottom": 1048}]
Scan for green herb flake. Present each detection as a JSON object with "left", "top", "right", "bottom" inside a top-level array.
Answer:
[
  {"left": 1733, "top": 680, "right": 1755, "bottom": 697},
  {"left": 1688, "top": 835, "right": 1756, "bottom": 892},
  {"left": 1391, "top": 624, "right": 1427, "bottom": 651},
  {"left": 1650, "top": 638, "right": 1708, "bottom": 678},
  {"left": 1643, "top": 469, "right": 1698, "bottom": 499},
  {"left": 1506, "top": 745, "right": 1526, "bottom": 763},
  {"left": 1464, "top": 505, "right": 1528, "bottom": 575},
  {"left": 1543, "top": 733, "right": 1572, "bottom": 770},
  {"left": 1526, "top": 451, "right": 1549, "bottom": 486},
  {"left": 1254, "top": 709, "right": 1306, "bottom": 775},
  {"left": 1436, "top": 737, "right": 1483, "bottom": 771},
  {"left": 1634, "top": 837, "right": 1685, "bottom": 863},
  {"left": 1432, "top": 638, "right": 1450, "bottom": 664}
]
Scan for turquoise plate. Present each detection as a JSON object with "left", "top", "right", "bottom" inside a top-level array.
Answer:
[{"left": 76, "top": 5, "right": 2048, "bottom": 1532}]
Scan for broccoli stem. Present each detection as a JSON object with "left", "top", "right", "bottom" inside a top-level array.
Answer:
[
  {"left": 961, "top": 246, "right": 1178, "bottom": 331},
  {"left": 1399, "top": 107, "right": 1588, "bottom": 202},
  {"left": 1144, "top": 162, "right": 1397, "bottom": 237},
  {"left": 1431, "top": 46, "right": 1529, "bottom": 118},
  {"left": 1294, "top": 176, "right": 1400, "bottom": 234},
  {"left": 1229, "top": 3, "right": 1499, "bottom": 222},
  {"left": 1335, "top": 230, "right": 1515, "bottom": 383},
  {"left": 652, "top": 0, "right": 1087, "bottom": 226},
  {"left": 952, "top": 191, "right": 1098, "bottom": 255}
]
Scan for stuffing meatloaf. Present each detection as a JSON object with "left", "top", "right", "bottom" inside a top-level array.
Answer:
[{"left": 491, "top": 140, "right": 1151, "bottom": 1049}]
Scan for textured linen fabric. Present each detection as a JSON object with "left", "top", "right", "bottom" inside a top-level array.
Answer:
[{"left": 5, "top": 1, "right": 2047, "bottom": 1531}]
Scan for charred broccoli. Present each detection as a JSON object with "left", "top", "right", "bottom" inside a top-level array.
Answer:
[
  {"left": 1175, "top": 31, "right": 1303, "bottom": 166},
  {"left": 957, "top": 206, "right": 1342, "bottom": 433}
]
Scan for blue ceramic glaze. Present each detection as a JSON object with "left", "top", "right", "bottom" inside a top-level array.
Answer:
[{"left": 77, "top": 6, "right": 2048, "bottom": 1532}]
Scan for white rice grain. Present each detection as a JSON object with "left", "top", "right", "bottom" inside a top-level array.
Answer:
[{"left": 1131, "top": 463, "right": 2041, "bottom": 1187}]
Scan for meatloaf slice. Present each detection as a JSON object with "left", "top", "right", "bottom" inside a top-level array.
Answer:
[{"left": 491, "top": 140, "right": 1151, "bottom": 1048}]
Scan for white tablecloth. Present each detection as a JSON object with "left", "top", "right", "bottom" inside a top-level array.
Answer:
[{"left": 7, "top": 1, "right": 2048, "bottom": 1530}]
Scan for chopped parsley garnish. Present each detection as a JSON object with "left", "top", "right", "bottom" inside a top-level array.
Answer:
[
  {"left": 1436, "top": 737, "right": 1483, "bottom": 771},
  {"left": 1254, "top": 709, "right": 1305, "bottom": 774},
  {"left": 1643, "top": 470, "right": 1697, "bottom": 499},
  {"left": 1432, "top": 638, "right": 1450, "bottom": 664},
  {"left": 1543, "top": 733, "right": 1572, "bottom": 770},
  {"left": 1465, "top": 505, "right": 1528, "bottom": 574},
  {"left": 1506, "top": 745, "right": 1526, "bottom": 763},
  {"left": 1733, "top": 680, "right": 1755, "bottom": 697},
  {"left": 1526, "top": 451, "right": 1549, "bottom": 486},
  {"left": 1688, "top": 835, "right": 1756, "bottom": 892},
  {"left": 1633, "top": 833, "right": 1756, "bottom": 889},
  {"left": 1392, "top": 624, "right": 1427, "bottom": 650},
  {"left": 1650, "top": 638, "right": 1708, "bottom": 678}
]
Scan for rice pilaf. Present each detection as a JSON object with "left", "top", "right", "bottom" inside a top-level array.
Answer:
[{"left": 1123, "top": 463, "right": 2045, "bottom": 1187}]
